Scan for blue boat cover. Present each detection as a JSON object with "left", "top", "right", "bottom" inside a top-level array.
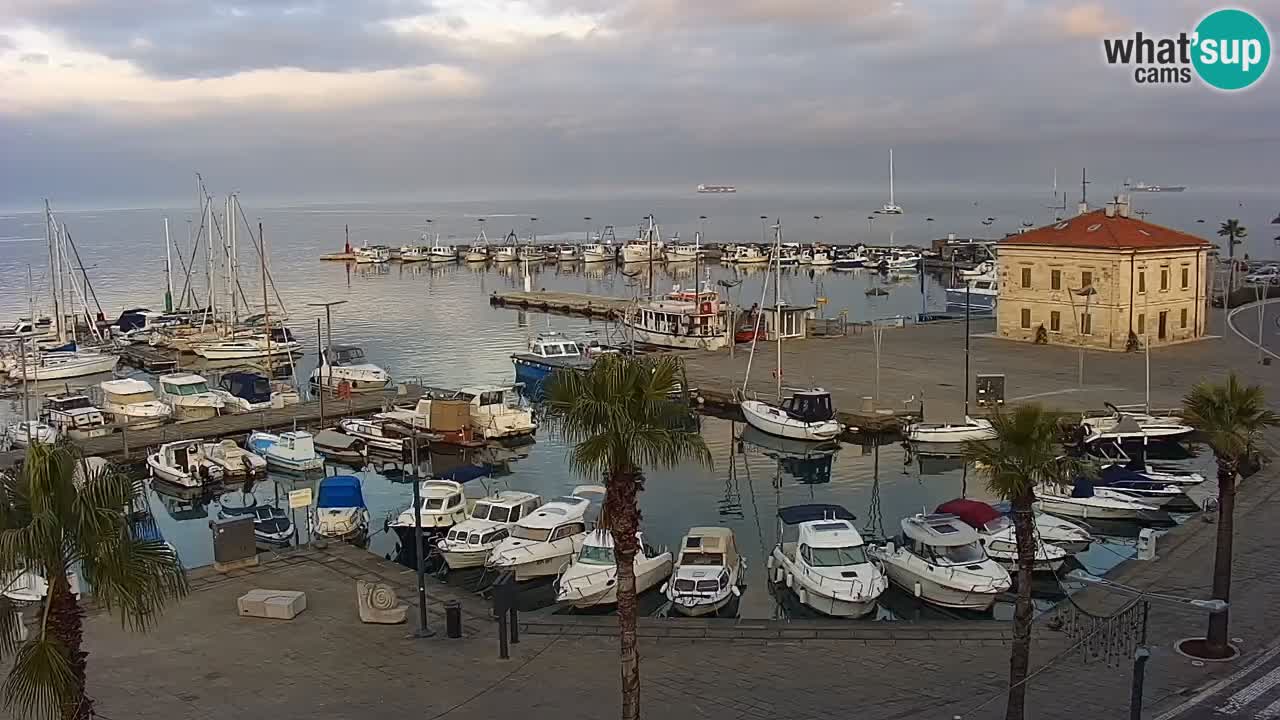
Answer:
[
  {"left": 1099, "top": 465, "right": 1163, "bottom": 489},
  {"left": 48, "top": 341, "right": 77, "bottom": 353},
  {"left": 222, "top": 372, "right": 272, "bottom": 404},
  {"left": 1070, "top": 478, "right": 1096, "bottom": 498},
  {"left": 777, "top": 503, "right": 855, "bottom": 525},
  {"left": 317, "top": 475, "right": 366, "bottom": 508},
  {"left": 434, "top": 464, "right": 493, "bottom": 483}
]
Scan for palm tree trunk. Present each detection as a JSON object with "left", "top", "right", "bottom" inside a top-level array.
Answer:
[
  {"left": 1005, "top": 491, "right": 1036, "bottom": 720},
  {"left": 47, "top": 576, "right": 91, "bottom": 720},
  {"left": 1206, "top": 458, "right": 1238, "bottom": 657},
  {"left": 607, "top": 467, "right": 643, "bottom": 720}
]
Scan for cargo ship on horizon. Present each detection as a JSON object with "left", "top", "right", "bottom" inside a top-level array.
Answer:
[
  {"left": 696, "top": 184, "right": 736, "bottom": 193},
  {"left": 1125, "top": 179, "right": 1186, "bottom": 193}
]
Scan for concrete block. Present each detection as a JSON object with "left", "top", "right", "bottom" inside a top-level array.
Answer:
[{"left": 238, "top": 589, "right": 307, "bottom": 620}]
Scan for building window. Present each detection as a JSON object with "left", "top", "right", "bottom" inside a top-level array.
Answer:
[
  {"left": 1182, "top": 267, "right": 1189, "bottom": 289},
  {"left": 1081, "top": 271, "right": 1093, "bottom": 288},
  {"left": 1050, "top": 311, "right": 1060, "bottom": 332},
  {"left": 1181, "top": 308, "right": 1188, "bottom": 328},
  {"left": 1021, "top": 267, "right": 1031, "bottom": 288},
  {"left": 1137, "top": 314, "right": 1145, "bottom": 335},
  {"left": 1051, "top": 270, "right": 1061, "bottom": 290},
  {"left": 1161, "top": 269, "right": 1169, "bottom": 291},
  {"left": 1081, "top": 312, "right": 1092, "bottom": 335},
  {"left": 1138, "top": 271, "right": 1145, "bottom": 293},
  {"left": 1020, "top": 308, "right": 1031, "bottom": 329}
]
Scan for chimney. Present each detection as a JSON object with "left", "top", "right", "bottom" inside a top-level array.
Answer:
[
  {"left": 1104, "top": 199, "right": 1117, "bottom": 218},
  {"left": 1076, "top": 202, "right": 1089, "bottom": 216},
  {"left": 1116, "top": 194, "right": 1131, "bottom": 218}
]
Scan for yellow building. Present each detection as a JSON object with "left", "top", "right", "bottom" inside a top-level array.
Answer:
[{"left": 996, "top": 198, "right": 1211, "bottom": 351}]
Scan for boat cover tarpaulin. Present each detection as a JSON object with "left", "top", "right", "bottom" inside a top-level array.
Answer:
[
  {"left": 936, "top": 498, "right": 1000, "bottom": 528},
  {"left": 777, "top": 503, "right": 855, "bottom": 525},
  {"left": 317, "top": 476, "right": 365, "bottom": 508}
]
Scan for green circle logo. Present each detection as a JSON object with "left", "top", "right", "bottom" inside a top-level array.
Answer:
[{"left": 1193, "top": 9, "right": 1271, "bottom": 90}]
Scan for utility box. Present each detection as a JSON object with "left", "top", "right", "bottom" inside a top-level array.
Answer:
[
  {"left": 975, "top": 374, "right": 1006, "bottom": 408},
  {"left": 1136, "top": 528, "right": 1158, "bottom": 561},
  {"left": 211, "top": 515, "right": 256, "bottom": 565}
]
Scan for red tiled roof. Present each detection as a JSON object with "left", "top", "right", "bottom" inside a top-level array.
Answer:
[{"left": 998, "top": 210, "right": 1211, "bottom": 250}]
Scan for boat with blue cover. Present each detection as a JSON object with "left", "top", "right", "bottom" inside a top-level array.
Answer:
[
  {"left": 510, "top": 332, "right": 596, "bottom": 394},
  {"left": 310, "top": 475, "right": 370, "bottom": 541}
]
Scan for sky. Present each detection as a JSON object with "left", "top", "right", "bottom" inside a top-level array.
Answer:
[{"left": 1, "top": 0, "right": 1278, "bottom": 209}]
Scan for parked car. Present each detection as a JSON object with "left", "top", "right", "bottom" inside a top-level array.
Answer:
[{"left": 1245, "top": 266, "right": 1280, "bottom": 285}]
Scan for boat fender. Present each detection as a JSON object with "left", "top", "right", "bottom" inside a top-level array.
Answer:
[
  {"left": 913, "top": 581, "right": 922, "bottom": 598},
  {"left": 797, "top": 587, "right": 808, "bottom": 606},
  {"left": 766, "top": 555, "right": 774, "bottom": 571},
  {"left": 774, "top": 566, "right": 784, "bottom": 584},
  {"left": 785, "top": 572, "right": 793, "bottom": 589}
]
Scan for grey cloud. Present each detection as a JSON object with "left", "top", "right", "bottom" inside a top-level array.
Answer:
[{"left": 18, "top": 52, "right": 48, "bottom": 64}]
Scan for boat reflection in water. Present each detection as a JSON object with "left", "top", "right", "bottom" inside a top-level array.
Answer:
[
  {"left": 738, "top": 425, "right": 838, "bottom": 485},
  {"left": 150, "top": 479, "right": 219, "bottom": 521}
]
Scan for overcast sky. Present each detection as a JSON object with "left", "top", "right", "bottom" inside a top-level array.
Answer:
[{"left": 1, "top": 0, "right": 1277, "bottom": 208}]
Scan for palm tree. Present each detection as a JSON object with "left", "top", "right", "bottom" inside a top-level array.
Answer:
[
  {"left": 1181, "top": 373, "right": 1278, "bottom": 659},
  {"left": 963, "top": 405, "right": 1075, "bottom": 720},
  {"left": 1218, "top": 219, "right": 1248, "bottom": 291},
  {"left": 544, "top": 354, "right": 710, "bottom": 720},
  {"left": 0, "top": 444, "right": 188, "bottom": 720}
]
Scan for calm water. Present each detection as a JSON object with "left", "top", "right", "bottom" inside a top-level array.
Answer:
[{"left": 0, "top": 187, "right": 1231, "bottom": 619}]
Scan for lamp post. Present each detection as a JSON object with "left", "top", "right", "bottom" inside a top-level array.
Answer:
[
  {"left": 1071, "top": 285, "right": 1097, "bottom": 387},
  {"left": 867, "top": 215, "right": 876, "bottom": 235},
  {"left": 759, "top": 215, "right": 768, "bottom": 245},
  {"left": 409, "top": 428, "right": 435, "bottom": 638}
]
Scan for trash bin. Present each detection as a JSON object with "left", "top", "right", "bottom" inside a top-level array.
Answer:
[{"left": 445, "top": 599, "right": 462, "bottom": 638}]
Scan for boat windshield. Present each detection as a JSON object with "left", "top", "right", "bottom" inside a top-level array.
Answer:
[
  {"left": 983, "top": 515, "right": 1013, "bottom": 533},
  {"left": 511, "top": 525, "right": 551, "bottom": 542},
  {"left": 578, "top": 544, "right": 615, "bottom": 565},
  {"left": 486, "top": 506, "right": 511, "bottom": 522},
  {"left": 420, "top": 498, "right": 445, "bottom": 511},
  {"left": 50, "top": 397, "right": 92, "bottom": 410},
  {"left": 471, "top": 502, "right": 492, "bottom": 520},
  {"left": 935, "top": 542, "right": 987, "bottom": 565},
  {"left": 681, "top": 551, "right": 724, "bottom": 566},
  {"left": 807, "top": 545, "right": 870, "bottom": 567},
  {"left": 336, "top": 348, "right": 365, "bottom": 363},
  {"left": 164, "top": 381, "right": 209, "bottom": 396}
]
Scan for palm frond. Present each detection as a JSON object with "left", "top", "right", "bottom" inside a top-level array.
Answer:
[
  {"left": 963, "top": 404, "right": 1075, "bottom": 502},
  {"left": 1182, "top": 372, "right": 1279, "bottom": 462},
  {"left": 2, "top": 634, "right": 77, "bottom": 720},
  {"left": 70, "top": 462, "right": 136, "bottom": 548},
  {"left": 0, "top": 595, "right": 22, "bottom": 659},
  {"left": 80, "top": 537, "right": 188, "bottom": 632}
]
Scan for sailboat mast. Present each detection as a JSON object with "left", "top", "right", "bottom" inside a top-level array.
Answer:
[
  {"left": 45, "top": 201, "right": 62, "bottom": 343},
  {"left": 964, "top": 282, "right": 971, "bottom": 417},
  {"left": 889, "top": 149, "right": 895, "bottom": 206},
  {"left": 262, "top": 221, "right": 272, "bottom": 374},
  {"left": 164, "top": 217, "right": 174, "bottom": 312},
  {"left": 774, "top": 220, "right": 782, "bottom": 402},
  {"left": 205, "top": 193, "right": 215, "bottom": 326}
]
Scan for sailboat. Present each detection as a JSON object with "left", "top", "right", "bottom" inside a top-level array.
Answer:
[
  {"left": 904, "top": 281, "right": 994, "bottom": 444},
  {"left": 739, "top": 221, "right": 843, "bottom": 442},
  {"left": 878, "top": 149, "right": 904, "bottom": 215}
]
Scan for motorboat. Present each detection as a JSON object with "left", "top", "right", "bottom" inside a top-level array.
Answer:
[
  {"left": 1085, "top": 442, "right": 1205, "bottom": 485},
  {"left": 192, "top": 333, "right": 301, "bottom": 360},
  {"left": 1035, "top": 478, "right": 1162, "bottom": 521},
  {"left": 437, "top": 491, "right": 544, "bottom": 570},
  {"left": 312, "top": 428, "right": 367, "bottom": 466},
  {"left": 869, "top": 513, "right": 1011, "bottom": 610},
  {"left": 905, "top": 417, "right": 995, "bottom": 444},
  {"left": 43, "top": 395, "right": 111, "bottom": 440},
  {"left": 428, "top": 240, "right": 458, "bottom": 263},
  {"left": 217, "top": 492, "right": 293, "bottom": 546},
  {"left": 877, "top": 148, "right": 904, "bottom": 214},
  {"left": 0, "top": 316, "right": 53, "bottom": 340},
  {"left": 382, "top": 386, "right": 536, "bottom": 444},
  {"left": 1092, "top": 465, "right": 1185, "bottom": 507},
  {"left": 664, "top": 526, "right": 746, "bottom": 617},
  {"left": 1080, "top": 407, "right": 1194, "bottom": 444},
  {"left": 309, "top": 345, "right": 391, "bottom": 394},
  {"left": 541, "top": 245, "right": 560, "bottom": 262},
  {"left": 510, "top": 331, "right": 594, "bottom": 391},
  {"left": 556, "top": 530, "right": 673, "bottom": 609},
  {"left": 768, "top": 504, "right": 887, "bottom": 618},
  {"left": 517, "top": 245, "right": 541, "bottom": 262},
  {"left": 388, "top": 479, "right": 468, "bottom": 547},
  {"left": 884, "top": 251, "right": 921, "bottom": 271},
  {"left": 310, "top": 475, "right": 370, "bottom": 541},
  {"left": 959, "top": 261, "right": 996, "bottom": 279},
  {"left": 624, "top": 283, "right": 730, "bottom": 351},
  {"left": 809, "top": 247, "right": 836, "bottom": 267},
  {"left": 337, "top": 417, "right": 420, "bottom": 454},
  {"left": 775, "top": 245, "right": 801, "bottom": 266},
  {"left": 212, "top": 371, "right": 275, "bottom": 413},
  {"left": 246, "top": 430, "right": 324, "bottom": 473},
  {"left": 486, "top": 486, "right": 605, "bottom": 581},
  {"left": 399, "top": 245, "right": 429, "bottom": 262},
  {"left": 582, "top": 243, "right": 613, "bottom": 263},
  {"left": 741, "top": 389, "right": 843, "bottom": 442},
  {"left": 937, "top": 499, "right": 1067, "bottom": 573},
  {"left": 729, "top": 245, "right": 769, "bottom": 264},
  {"left": 946, "top": 277, "right": 998, "bottom": 311},
  {"left": 557, "top": 245, "right": 582, "bottom": 262},
  {"left": 354, "top": 245, "right": 390, "bottom": 263},
  {"left": 156, "top": 372, "right": 225, "bottom": 421},
  {"left": 146, "top": 439, "right": 224, "bottom": 488},
  {"left": 9, "top": 349, "right": 119, "bottom": 381},
  {"left": 201, "top": 439, "right": 268, "bottom": 479},
  {"left": 990, "top": 501, "right": 1094, "bottom": 554},
  {"left": 4, "top": 421, "right": 57, "bottom": 448},
  {"left": 834, "top": 247, "right": 869, "bottom": 270},
  {"left": 98, "top": 378, "right": 172, "bottom": 430}
]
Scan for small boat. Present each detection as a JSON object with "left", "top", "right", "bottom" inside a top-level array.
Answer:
[
  {"left": 486, "top": 486, "right": 605, "bottom": 581},
  {"left": 338, "top": 417, "right": 421, "bottom": 454},
  {"left": 492, "top": 243, "right": 519, "bottom": 262},
  {"left": 884, "top": 251, "right": 921, "bottom": 271},
  {"left": 1081, "top": 410, "right": 1194, "bottom": 444},
  {"left": 510, "top": 331, "right": 594, "bottom": 391},
  {"left": 312, "top": 429, "right": 367, "bottom": 466},
  {"left": 309, "top": 344, "right": 391, "bottom": 394},
  {"left": 809, "top": 247, "right": 836, "bottom": 267},
  {"left": 156, "top": 372, "right": 225, "bottom": 421},
  {"left": 147, "top": 439, "right": 224, "bottom": 488},
  {"left": 945, "top": 277, "right": 998, "bottom": 311},
  {"left": 989, "top": 501, "right": 1094, "bottom": 554},
  {"left": 663, "top": 243, "right": 701, "bottom": 262},
  {"left": 775, "top": 245, "right": 801, "bottom": 266},
  {"left": 192, "top": 334, "right": 301, "bottom": 360},
  {"left": 4, "top": 421, "right": 58, "bottom": 448},
  {"left": 905, "top": 417, "right": 995, "bottom": 444},
  {"left": 354, "top": 245, "right": 390, "bottom": 263},
  {"left": 834, "top": 247, "right": 869, "bottom": 270},
  {"left": 664, "top": 526, "right": 746, "bottom": 617},
  {"left": 869, "top": 513, "right": 1011, "bottom": 611},
  {"left": 99, "top": 378, "right": 172, "bottom": 430},
  {"left": 1035, "top": 478, "right": 1162, "bottom": 521},
  {"left": 558, "top": 245, "right": 582, "bottom": 262},
  {"left": 437, "top": 491, "right": 544, "bottom": 570},
  {"left": 212, "top": 371, "right": 276, "bottom": 413},
  {"left": 44, "top": 395, "right": 111, "bottom": 440},
  {"left": 768, "top": 504, "right": 886, "bottom": 617},
  {"left": 399, "top": 246, "right": 429, "bottom": 262},
  {"left": 582, "top": 243, "right": 613, "bottom": 263},
  {"left": 729, "top": 245, "right": 769, "bottom": 264},
  {"left": 1092, "top": 465, "right": 1185, "bottom": 507},
  {"left": 389, "top": 479, "right": 468, "bottom": 547},
  {"left": 310, "top": 475, "right": 370, "bottom": 541},
  {"left": 201, "top": 439, "right": 268, "bottom": 479},
  {"left": 9, "top": 349, "right": 119, "bottom": 381},
  {"left": 556, "top": 530, "right": 673, "bottom": 609},
  {"left": 937, "top": 499, "right": 1067, "bottom": 573},
  {"left": 428, "top": 240, "right": 458, "bottom": 263},
  {"left": 1123, "top": 463, "right": 1205, "bottom": 486},
  {"left": 246, "top": 430, "right": 324, "bottom": 473},
  {"left": 741, "top": 389, "right": 843, "bottom": 442},
  {"left": 218, "top": 492, "right": 293, "bottom": 546}
]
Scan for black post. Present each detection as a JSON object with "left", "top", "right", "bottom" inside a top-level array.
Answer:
[
  {"left": 497, "top": 611, "right": 510, "bottom": 659},
  {"left": 411, "top": 432, "right": 434, "bottom": 638},
  {"left": 964, "top": 282, "right": 971, "bottom": 417},
  {"left": 509, "top": 606, "right": 520, "bottom": 644},
  {"left": 1130, "top": 601, "right": 1150, "bottom": 720},
  {"left": 316, "top": 318, "right": 324, "bottom": 422}
]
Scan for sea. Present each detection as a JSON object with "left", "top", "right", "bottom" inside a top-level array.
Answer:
[{"left": 0, "top": 186, "right": 1249, "bottom": 620}]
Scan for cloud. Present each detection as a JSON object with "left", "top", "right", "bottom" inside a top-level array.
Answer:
[{"left": 1049, "top": 3, "right": 1127, "bottom": 38}]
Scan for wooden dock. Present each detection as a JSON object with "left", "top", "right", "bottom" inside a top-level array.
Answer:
[
  {"left": 117, "top": 345, "right": 179, "bottom": 372},
  {"left": 0, "top": 385, "right": 426, "bottom": 468},
  {"left": 490, "top": 291, "right": 634, "bottom": 319}
]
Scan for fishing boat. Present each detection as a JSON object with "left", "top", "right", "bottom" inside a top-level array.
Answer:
[
  {"left": 437, "top": 491, "right": 544, "bottom": 570},
  {"left": 624, "top": 282, "right": 730, "bottom": 351},
  {"left": 729, "top": 245, "right": 769, "bottom": 265},
  {"left": 937, "top": 499, "right": 1068, "bottom": 573},
  {"left": 43, "top": 395, "right": 110, "bottom": 440},
  {"left": 664, "top": 526, "right": 746, "bottom": 617},
  {"left": 211, "top": 371, "right": 275, "bottom": 413},
  {"left": 464, "top": 241, "right": 489, "bottom": 262},
  {"left": 312, "top": 428, "right": 367, "bottom": 466},
  {"left": 399, "top": 246, "right": 429, "bottom": 262},
  {"left": 877, "top": 148, "right": 904, "bottom": 214},
  {"left": 768, "top": 504, "right": 887, "bottom": 617},
  {"left": 98, "top": 378, "right": 172, "bottom": 430},
  {"left": 492, "top": 234, "right": 519, "bottom": 262},
  {"left": 556, "top": 530, "right": 673, "bottom": 609},
  {"left": 621, "top": 217, "right": 664, "bottom": 263},
  {"left": 310, "top": 475, "right": 370, "bottom": 541},
  {"left": 557, "top": 245, "right": 582, "bottom": 262},
  {"left": 582, "top": 243, "right": 613, "bottom": 263},
  {"left": 201, "top": 439, "right": 268, "bottom": 479},
  {"left": 147, "top": 439, "right": 224, "bottom": 488},
  {"left": 868, "top": 513, "right": 1011, "bottom": 610},
  {"left": 809, "top": 246, "right": 836, "bottom": 267},
  {"left": 428, "top": 239, "right": 458, "bottom": 263},
  {"left": 510, "top": 331, "right": 595, "bottom": 390},
  {"left": 1035, "top": 478, "right": 1162, "bottom": 521},
  {"left": 156, "top": 372, "right": 225, "bottom": 421},
  {"left": 4, "top": 421, "right": 57, "bottom": 448},
  {"left": 486, "top": 486, "right": 605, "bottom": 581},
  {"left": 834, "top": 247, "right": 869, "bottom": 270},
  {"left": 0, "top": 316, "right": 53, "bottom": 340},
  {"left": 246, "top": 430, "right": 324, "bottom": 473},
  {"left": 388, "top": 479, "right": 468, "bottom": 547},
  {"left": 354, "top": 245, "right": 390, "bottom": 264},
  {"left": 309, "top": 345, "right": 390, "bottom": 393}
]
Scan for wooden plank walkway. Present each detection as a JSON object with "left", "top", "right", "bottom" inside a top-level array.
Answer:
[
  {"left": 0, "top": 385, "right": 425, "bottom": 467},
  {"left": 489, "top": 291, "right": 633, "bottom": 319}
]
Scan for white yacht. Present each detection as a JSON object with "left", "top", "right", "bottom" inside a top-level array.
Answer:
[
  {"left": 146, "top": 439, "right": 224, "bottom": 488},
  {"left": 437, "top": 491, "right": 544, "bottom": 570},
  {"left": 582, "top": 244, "right": 613, "bottom": 263},
  {"left": 192, "top": 334, "right": 301, "bottom": 360},
  {"left": 768, "top": 504, "right": 887, "bottom": 618},
  {"left": 9, "top": 349, "right": 119, "bottom": 381},
  {"left": 211, "top": 371, "right": 276, "bottom": 413},
  {"left": 741, "top": 389, "right": 843, "bottom": 442},
  {"left": 937, "top": 499, "right": 1067, "bottom": 573},
  {"left": 44, "top": 395, "right": 110, "bottom": 440},
  {"left": 486, "top": 486, "right": 605, "bottom": 581},
  {"left": 389, "top": 479, "right": 468, "bottom": 547},
  {"left": 309, "top": 345, "right": 390, "bottom": 393},
  {"left": 729, "top": 245, "right": 769, "bottom": 264},
  {"left": 4, "top": 421, "right": 57, "bottom": 448},
  {"left": 664, "top": 526, "right": 745, "bottom": 617},
  {"left": 1035, "top": 478, "right": 1161, "bottom": 521},
  {"left": 624, "top": 283, "right": 730, "bottom": 351},
  {"left": 98, "top": 378, "right": 172, "bottom": 430},
  {"left": 246, "top": 430, "right": 324, "bottom": 473},
  {"left": 878, "top": 148, "right": 904, "bottom": 214},
  {"left": 201, "top": 439, "right": 268, "bottom": 479},
  {"left": 905, "top": 417, "right": 995, "bottom": 444},
  {"left": 869, "top": 513, "right": 1011, "bottom": 611},
  {"left": 556, "top": 530, "right": 673, "bottom": 609},
  {"left": 156, "top": 372, "right": 225, "bottom": 421}
]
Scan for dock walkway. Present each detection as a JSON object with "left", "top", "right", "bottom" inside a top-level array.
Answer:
[{"left": 490, "top": 291, "right": 633, "bottom": 319}]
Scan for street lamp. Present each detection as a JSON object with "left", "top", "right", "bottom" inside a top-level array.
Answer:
[
  {"left": 1071, "top": 285, "right": 1097, "bottom": 387},
  {"left": 530, "top": 217, "right": 538, "bottom": 244},
  {"left": 759, "top": 215, "right": 768, "bottom": 245},
  {"left": 407, "top": 428, "right": 435, "bottom": 638},
  {"left": 867, "top": 215, "right": 875, "bottom": 234}
]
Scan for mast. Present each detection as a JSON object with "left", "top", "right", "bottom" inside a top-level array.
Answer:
[
  {"left": 164, "top": 218, "right": 174, "bottom": 312},
  {"left": 45, "top": 200, "right": 62, "bottom": 343},
  {"left": 964, "top": 281, "right": 971, "bottom": 418},
  {"left": 888, "top": 149, "right": 895, "bottom": 206},
  {"left": 262, "top": 221, "right": 272, "bottom": 374},
  {"left": 774, "top": 219, "right": 782, "bottom": 402},
  {"left": 205, "top": 192, "right": 215, "bottom": 328}
]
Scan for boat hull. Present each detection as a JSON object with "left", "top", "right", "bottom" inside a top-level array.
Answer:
[
  {"left": 741, "top": 400, "right": 842, "bottom": 441},
  {"left": 624, "top": 324, "right": 728, "bottom": 351},
  {"left": 880, "top": 564, "right": 1002, "bottom": 610},
  {"left": 906, "top": 421, "right": 996, "bottom": 444},
  {"left": 14, "top": 354, "right": 119, "bottom": 381},
  {"left": 441, "top": 546, "right": 492, "bottom": 570},
  {"left": 559, "top": 556, "right": 673, "bottom": 608},
  {"left": 1035, "top": 495, "right": 1153, "bottom": 520}
]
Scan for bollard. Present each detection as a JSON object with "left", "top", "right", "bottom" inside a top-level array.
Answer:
[
  {"left": 497, "top": 611, "right": 509, "bottom": 659},
  {"left": 445, "top": 600, "right": 462, "bottom": 639},
  {"left": 509, "top": 606, "right": 519, "bottom": 644}
]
